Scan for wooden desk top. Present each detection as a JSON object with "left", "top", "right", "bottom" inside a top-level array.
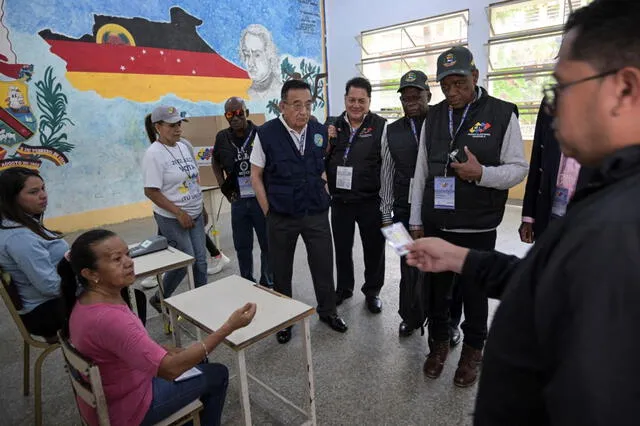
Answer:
[
  {"left": 132, "top": 246, "right": 194, "bottom": 279},
  {"left": 164, "top": 275, "right": 316, "bottom": 350}
]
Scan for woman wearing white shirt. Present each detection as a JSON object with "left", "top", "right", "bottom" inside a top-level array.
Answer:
[{"left": 142, "top": 106, "right": 208, "bottom": 311}]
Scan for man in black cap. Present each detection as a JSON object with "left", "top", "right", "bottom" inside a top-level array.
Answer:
[
  {"left": 409, "top": 46, "right": 528, "bottom": 387},
  {"left": 380, "top": 70, "right": 431, "bottom": 336}
]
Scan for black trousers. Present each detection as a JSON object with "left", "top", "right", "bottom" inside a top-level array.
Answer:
[
  {"left": 425, "top": 224, "right": 496, "bottom": 350},
  {"left": 395, "top": 209, "right": 421, "bottom": 323},
  {"left": 331, "top": 199, "right": 385, "bottom": 298},
  {"left": 267, "top": 211, "right": 337, "bottom": 317}
]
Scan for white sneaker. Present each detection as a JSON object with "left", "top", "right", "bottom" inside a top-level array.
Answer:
[
  {"left": 140, "top": 276, "right": 158, "bottom": 289},
  {"left": 208, "top": 252, "right": 230, "bottom": 275}
]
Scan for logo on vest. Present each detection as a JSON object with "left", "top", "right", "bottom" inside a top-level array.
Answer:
[
  {"left": 359, "top": 127, "right": 374, "bottom": 138},
  {"left": 468, "top": 122, "right": 492, "bottom": 138},
  {"left": 314, "top": 133, "right": 324, "bottom": 147}
]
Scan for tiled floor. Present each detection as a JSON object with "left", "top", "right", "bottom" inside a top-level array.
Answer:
[{"left": 0, "top": 204, "right": 529, "bottom": 425}]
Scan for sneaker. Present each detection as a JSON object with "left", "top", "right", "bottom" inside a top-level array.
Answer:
[
  {"left": 140, "top": 276, "right": 158, "bottom": 289},
  {"left": 149, "top": 295, "right": 162, "bottom": 314},
  {"left": 208, "top": 252, "right": 230, "bottom": 275}
]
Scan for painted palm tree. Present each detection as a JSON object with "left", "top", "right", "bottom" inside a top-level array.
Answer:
[{"left": 35, "top": 66, "right": 74, "bottom": 153}]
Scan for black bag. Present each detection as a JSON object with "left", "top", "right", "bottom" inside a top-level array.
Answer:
[{"left": 398, "top": 268, "right": 430, "bottom": 335}]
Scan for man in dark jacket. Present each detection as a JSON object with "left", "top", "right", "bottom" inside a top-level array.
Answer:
[
  {"left": 519, "top": 102, "right": 593, "bottom": 242},
  {"left": 326, "top": 77, "right": 387, "bottom": 314},
  {"left": 406, "top": 1, "right": 640, "bottom": 423}
]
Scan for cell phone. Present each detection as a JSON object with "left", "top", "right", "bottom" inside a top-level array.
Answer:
[{"left": 449, "top": 148, "right": 468, "bottom": 163}]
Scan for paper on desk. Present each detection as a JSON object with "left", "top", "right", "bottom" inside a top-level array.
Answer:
[{"left": 175, "top": 366, "right": 203, "bottom": 382}]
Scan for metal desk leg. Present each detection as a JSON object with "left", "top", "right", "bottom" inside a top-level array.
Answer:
[
  {"left": 302, "top": 318, "right": 317, "bottom": 425},
  {"left": 169, "top": 307, "right": 182, "bottom": 347},
  {"left": 186, "top": 267, "right": 202, "bottom": 340},
  {"left": 236, "top": 349, "right": 252, "bottom": 426}
]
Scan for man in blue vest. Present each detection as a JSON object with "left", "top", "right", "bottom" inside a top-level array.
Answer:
[
  {"left": 380, "top": 70, "right": 433, "bottom": 336},
  {"left": 410, "top": 46, "right": 528, "bottom": 387},
  {"left": 250, "top": 79, "right": 348, "bottom": 344},
  {"left": 212, "top": 97, "right": 272, "bottom": 287}
]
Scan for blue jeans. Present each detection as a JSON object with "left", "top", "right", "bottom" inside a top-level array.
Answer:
[
  {"left": 154, "top": 213, "right": 208, "bottom": 297},
  {"left": 139, "top": 363, "right": 229, "bottom": 426},
  {"left": 231, "top": 197, "right": 272, "bottom": 286}
]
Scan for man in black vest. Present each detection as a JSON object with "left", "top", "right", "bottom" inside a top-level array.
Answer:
[
  {"left": 326, "top": 77, "right": 387, "bottom": 314},
  {"left": 409, "top": 46, "right": 528, "bottom": 387},
  {"left": 212, "top": 97, "right": 272, "bottom": 286},
  {"left": 380, "top": 70, "right": 431, "bottom": 336},
  {"left": 250, "top": 79, "right": 347, "bottom": 344}
]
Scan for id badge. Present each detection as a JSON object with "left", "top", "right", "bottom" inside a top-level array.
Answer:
[
  {"left": 381, "top": 222, "right": 413, "bottom": 256},
  {"left": 551, "top": 187, "right": 569, "bottom": 217},
  {"left": 336, "top": 166, "right": 353, "bottom": 190},
  {"left": 434, "top": 177, "right": 455, "bottom": 210},
  {"left": 237, "top": 176, "right": 255, "bottom": 198},
  {"left": 408, "top": 178, "right": 414, "bottom": 204}
]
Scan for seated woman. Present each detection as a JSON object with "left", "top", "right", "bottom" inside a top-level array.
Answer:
[
  {"left": 0, "top": 167, "right": 66, "bottom": 339},
  {"left": 58, "top": 229, "right": 256, "bottom": 426},
  {"left": 0, "top": 168, "right": 146, "bottom": 340}
]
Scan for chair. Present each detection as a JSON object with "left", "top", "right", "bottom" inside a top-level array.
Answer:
[
  {"left": 0, "top": 267, "right": 60, "bottom": 426},
  {"left": 57, "top": 331, "right": 203, "bottom": 426}
]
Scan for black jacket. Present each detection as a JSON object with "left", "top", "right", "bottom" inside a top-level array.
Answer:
[
  {"left": 462, "top": 144, "right": 640, "bottom": 425},
  {"left": 522, "top": 104, "right": 594, "bottom": 238}
]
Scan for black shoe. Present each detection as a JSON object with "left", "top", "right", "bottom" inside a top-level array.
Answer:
[
  {"left": 399, "top": 321, "right": 414, "bottom": 337},
  {"left": 365, "top": 296, "right": 382, "bottom": 314},
  {"left": 450, "top": 327, "right": 462, "bottom": 347},
  {"left": 335, "top": 291, "right": 353, "bottom": 306},
  {"left": 276, "top": 326, "right": 292, "bottom": 344},
  {"left": 319, "top": 315, "right": 348, "bottom": 333}
]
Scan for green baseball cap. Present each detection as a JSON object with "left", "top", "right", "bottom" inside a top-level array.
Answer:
[{"left": 436, "top": 46, "right": 477, "bottom": 82}]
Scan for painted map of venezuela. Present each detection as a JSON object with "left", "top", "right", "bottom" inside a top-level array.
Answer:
[{"left": 39, "top": 7, "right": 251, "bottom": 102}]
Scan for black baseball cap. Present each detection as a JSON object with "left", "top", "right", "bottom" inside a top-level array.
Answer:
[
  {"left": 397, "top": 70, "right": 429, "bottom": 92},
  {"left": 436, "top": 46, "right": 477, "bottom": 82}
]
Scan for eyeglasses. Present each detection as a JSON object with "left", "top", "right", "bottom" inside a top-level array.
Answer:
[
  {"left": 224, "top": 109, "right": 246, "bottom": 120},
  {"left": 284, "top": 101, "right": 313, "bottom": 112},
  {"left": 542, "top": 69, "right": 619, "bottom": 115}
]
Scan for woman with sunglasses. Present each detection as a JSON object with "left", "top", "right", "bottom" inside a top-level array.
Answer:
[{"left": 142, "top": 106, "right": 216, "bottom": 311}]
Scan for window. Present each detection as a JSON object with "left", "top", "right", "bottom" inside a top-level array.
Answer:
[
  {"left": 359, "top": 11, "right": 469, "bottom": 120},
  {"left": 487, "top": 0, "right": 593, "bottom": 139}
]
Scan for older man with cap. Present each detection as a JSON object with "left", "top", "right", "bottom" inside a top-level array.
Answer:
[
  {"left": 380, "top": 70, "right": 432, "bottom": 336},
  {"left": 409, "top": 46, "right": 528, "bottom": 387}
]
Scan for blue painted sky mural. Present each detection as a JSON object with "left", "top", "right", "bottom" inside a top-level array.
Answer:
[{"left": 0, "top": 0, "right": 325, "bottom": 218}]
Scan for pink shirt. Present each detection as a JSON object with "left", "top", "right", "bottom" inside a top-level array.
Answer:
[{"left": 69, "top": 302, "right": 168, "bottom": 426}]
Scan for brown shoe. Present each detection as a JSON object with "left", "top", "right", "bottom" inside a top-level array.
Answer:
[
  {"left": 423, "top": 340, "right": 449, "bottom": 379},
  {"left": 454, "top": 344, "right": 482, "bottom": 387}
]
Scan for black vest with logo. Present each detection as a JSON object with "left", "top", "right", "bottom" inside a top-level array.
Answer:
[
  {"left": 326, "top": 112, "right": 387, "bottom": 203},
  {"left": 387, "top": 116, "right": 424, "bottom": 215},
  {"left": 422, "top": 90, "right": 517, "bottom": 229},
  {"left": 258, "top": 118, "right": 330, "bottom": 217}
]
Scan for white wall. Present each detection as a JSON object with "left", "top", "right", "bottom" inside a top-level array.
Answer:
[{"left": 324, "top": 0, "right": 494, "bottom": 115}]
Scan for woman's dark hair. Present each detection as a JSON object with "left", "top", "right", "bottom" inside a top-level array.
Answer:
[
  {"left": 345, "top": 77, "right": 372, "bottom": 98},
  {"left": 58, "top": 229, "right": 116, "bottom": 335},
  {"left": 144, "top": 114, "right": 158, "bottom": 143},
  {"left": 0, "top": 167, "right": 61, "bottom": 240}
]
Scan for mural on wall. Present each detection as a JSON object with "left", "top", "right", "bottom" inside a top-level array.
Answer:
[{"left": 5, "top": 0, "right": 326, "bottom": 218}]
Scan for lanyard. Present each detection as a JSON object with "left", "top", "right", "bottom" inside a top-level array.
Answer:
[
  {"left": 342, "top": 126, "right": 361, "bottom": 165},
  {"left": 161, "top": 142, "right": 196, "bottom": 179},
  {"left": 293, "top": 127, "right": 307, "bottom": 155},
  {"left": 233, "top": 129, "right": 254, "bottom": 156},
  {"left": 443, "top": 103, "right": 472, "bottom": 177},
  {"left": 409, "top": 118, "right": 419, "bottom": 144}
]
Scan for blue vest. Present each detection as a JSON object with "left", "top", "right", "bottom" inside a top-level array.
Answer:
[{"left": 258, "top": 118, "right": 330, "bottom": 217}]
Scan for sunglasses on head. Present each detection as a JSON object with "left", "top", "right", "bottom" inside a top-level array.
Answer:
[{"left": 225, "top": 109, "right": 246, "bottom": 120}]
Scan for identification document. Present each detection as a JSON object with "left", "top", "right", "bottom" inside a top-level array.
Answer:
[
  {"left": 551, "top": 187, "right": 569, "bottom": 217},
  {"left": 434, "top": 177, "right": 455, "bottom": 210},
  {"left": 175, "top": 366, "right": 203, "bottom": 382},
  {"left": 381, "top": 222, "right": 413, "bottom": 256},
  {"left": 336, "top": 166, "right": 353, "bottom": 190},
  {"left": 237, "top": 176, "right": 255, "bottom": 198}
]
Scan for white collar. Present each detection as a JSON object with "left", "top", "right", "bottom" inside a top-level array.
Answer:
[{"left": 279, "top": 115, "right": 307, "bottom": 138}]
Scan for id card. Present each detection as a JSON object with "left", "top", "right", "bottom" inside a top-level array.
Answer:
[
  {"left": 434, "top": 177, "right": 455, "bottom": 210},
  {"left": 336, "top": 166, "right": 353, "bottom": 190},
  {"left": 237, "top": 176, "right": 255, "bottom": 198},
  {"left": 381, "top": 222, "right": 413, "bottom": 256},
  {"left": 551, "top": 187, "right": 569, "bottom": 217},
  {"left": 408, "top": 178, "right": 414, "bottom": 204}
]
